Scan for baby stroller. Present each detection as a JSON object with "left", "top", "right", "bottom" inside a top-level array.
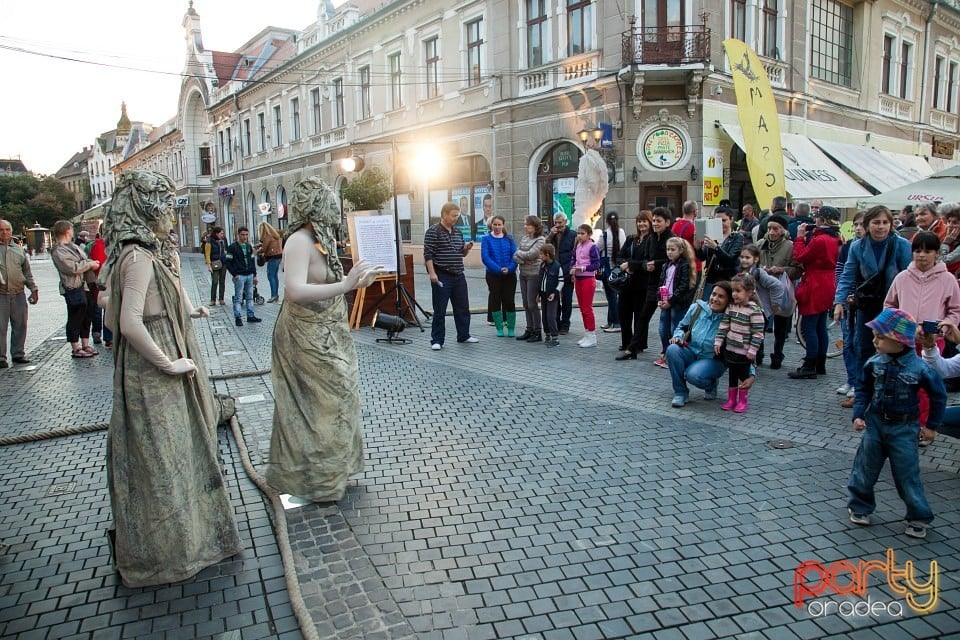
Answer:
[{"left": 252, "top": 286, "right": 265, "bottom": 305}]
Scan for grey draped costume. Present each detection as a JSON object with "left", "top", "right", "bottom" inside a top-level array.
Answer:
[
  {"left": 267, "top": 269, "right": 363, "bottom": 502},
  {"left": 106, "top": 245, "right": 241, "bottom": 587}
]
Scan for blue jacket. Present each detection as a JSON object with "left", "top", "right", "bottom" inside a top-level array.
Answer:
[
  {"left": 853, "top": 349, "right": 946, "bottom": 430},
  {"left": 539, "top": 260, "right": 562, "bottom": 294},
  {"left": 672, "top": 299, "right": 725, "bottom": 360},
  {"left": 481, "top": 234, "right": 517, "bottom": 274},
  {"left": 834, "top": 235, "right": 911, "bottom": 305}
]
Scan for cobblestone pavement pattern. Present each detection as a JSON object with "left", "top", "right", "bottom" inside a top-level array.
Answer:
[{"left": 1, "top": 255, "right": 959, "bottom": 639}]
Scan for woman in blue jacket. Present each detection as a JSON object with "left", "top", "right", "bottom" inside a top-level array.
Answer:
[
  {"left": 481, "top": 215, "right": 518, "bottom": 336},
  {"left": 833, "top": 205, "right": 911, "bottom": 402}
]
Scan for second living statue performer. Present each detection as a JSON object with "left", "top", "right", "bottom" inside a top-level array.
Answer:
[{"left": 268, "top": 177, "right": 380, "bottom": 502}]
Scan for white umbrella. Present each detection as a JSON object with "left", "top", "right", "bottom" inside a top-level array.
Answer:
[{"left": 860, "top": 164, "right": 960, "bottom": 208}]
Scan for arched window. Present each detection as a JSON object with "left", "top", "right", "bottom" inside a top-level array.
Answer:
[{"left": 535, "top": 142, "right": 582, "bottom": 226}]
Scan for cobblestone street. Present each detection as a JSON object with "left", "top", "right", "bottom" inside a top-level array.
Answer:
[{"left": 1, "top": 254, "right": 959, "bottom": 639}]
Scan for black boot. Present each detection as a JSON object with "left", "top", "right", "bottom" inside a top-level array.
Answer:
[
  {"left": 516, "top": 329, "right": 532, "bottom": 341},
  {"left": 816, "top": 355, "right": 827, "bottom": 375},
  {"left": 788, "top": 359, "right": 817, "bottom": 379},
  {"left": 769, "top": 354, "right": 784, "bottom": 370}
]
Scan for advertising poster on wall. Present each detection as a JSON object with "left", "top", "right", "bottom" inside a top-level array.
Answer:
[
  {"left": 553, "top": 177, "right": 576, "bottom": 224},
  {"left": 702, "top": 147, "right": 724, "bottom": 206},
  {"left": 473, "top": 184, "right": 493, "bottom": 241},
  {"left": 451, "top": 186, "right": 472, "bottom": 240}
]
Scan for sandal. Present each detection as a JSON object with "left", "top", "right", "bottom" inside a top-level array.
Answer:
[
  {"left": 72, "top": 349, "right": 95, "bottom": 359},
  {"left": 82, "top": 346, "right": 99, "bottom": 356}
]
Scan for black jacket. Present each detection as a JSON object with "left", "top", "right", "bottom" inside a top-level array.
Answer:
[
  {"left": 548, "top": 227, "right": 576, "bottom": 275},
  {"left": 225, "top": 241, "right": 257, "bottom": 276}
]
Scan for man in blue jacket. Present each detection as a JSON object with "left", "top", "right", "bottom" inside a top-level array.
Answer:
[{"left": 224, "top": 227, "right": 262, "bottom": 327}]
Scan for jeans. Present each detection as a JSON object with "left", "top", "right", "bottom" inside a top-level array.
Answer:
[
  {"left": 557, "top": 270, "right": 574, "bottom": 331},
  {"left": 233, "top": 274, "right": 255, "bottom": 318},
  {"left": 430, "top": 272, "right": 471, "bottom": 346},
  {"left": 666, "top": 343, "right": 726, "bottom": 397},
  {"left": 658, "top": 304, "right": 688, "bottom": 354},
  {"left": 847, "top": 412, "right": 933, "bottom": 524},
  {"left": 800, "top": 311, "right": 828, "bottom": 360},
  {"left": 601, "top": 274, "right": 619, "bottom": 326},
  {"left": 573, "top": 277, "right": 596, "bottom": 332},
  {"left": 87, "top": 289, "right": 102, "bottom": 335},
  {"left": 210, "top": 266, "right": 227, "bottom": 303},
  {"left": 0, "top": 292, "right": 28, "bottom": 360},
  {"left": 840, "top": 307, "right": 859, "bottom": 387},
  {"left": 266, "top": 257, "right": 281, "bottom": 299},
  {"left": 518, "top": 274, "right": 540, "bottom": 333},
  {"left": 855, "top": 309, "right": 879, "bottom": 391},
  {"left": 940, "top": 407, "right": 960, "bottom": 440}
]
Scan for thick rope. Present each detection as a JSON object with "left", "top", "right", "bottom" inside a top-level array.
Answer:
[
  {"left": 0, "top": 414, "right": 320, "bottom": 640},
  {"left": 209, "top": 368, "right": 271, "bottom": 381}
]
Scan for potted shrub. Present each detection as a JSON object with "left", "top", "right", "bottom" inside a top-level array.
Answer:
[{"left": 340, "top": 165, "right": 393, "bottom": 211}]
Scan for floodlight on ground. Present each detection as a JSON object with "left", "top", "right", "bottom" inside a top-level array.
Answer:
[{"left": 372, "top": 311, "right": 409, "bottom": 344}]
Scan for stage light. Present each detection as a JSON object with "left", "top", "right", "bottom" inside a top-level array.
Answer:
[
  {"left": 340, "top": 156, "right": 365, "bottom": 172},
  {"left": 372, "top": 311, "right": 408, "bottom": 343}
]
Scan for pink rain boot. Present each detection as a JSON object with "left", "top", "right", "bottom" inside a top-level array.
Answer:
[
  {"left": 721, "top": 388, "right": 738, "bottom": 411},
  {"left": 733, "top": 389, "right": 749, "bottom": 413}
]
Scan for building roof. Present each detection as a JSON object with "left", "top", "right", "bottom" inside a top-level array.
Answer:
[
  {"left": 55, "top": 148, "right": 91, "bottom": 180},
  {"left": 0, "top": 159, "right": 28, "bottom": 174}
]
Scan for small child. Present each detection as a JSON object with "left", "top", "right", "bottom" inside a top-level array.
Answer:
[
  {"left": 570, "top": 223, "right": 601, "bottom": 348},
  {"left": 538, "top": 244, "right": 563, "bottom": 346},
  {"left": 713, "top": 273, "right": 765, "bottom": 413},
  {"left": 738, "top": 244, "right": 787, "bottom": 367},
  {"left": 848, "top": 308, "right": 945, "bottom": 539},
  {"left": 655, "top": 237, "right": 696, "bottom": 367}
]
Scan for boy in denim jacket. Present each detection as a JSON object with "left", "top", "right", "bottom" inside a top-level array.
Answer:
[{"left": 847, "top": 308, "right": 945, "bottom": 539}]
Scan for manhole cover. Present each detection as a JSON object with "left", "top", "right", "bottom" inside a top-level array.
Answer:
[
  {"left": 45, "top": 482, "right": 76, "bottom": 497},
  {"left": 768, "top": 440, "right": 795, "bottom": 449}
]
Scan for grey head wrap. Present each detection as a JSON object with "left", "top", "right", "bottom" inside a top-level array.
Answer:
[
  {"left": 286, "top": 177, "right": 344, "bottom": 281},
  {"left": 102, "top": 169, "right": 177, "bottom": 276}
]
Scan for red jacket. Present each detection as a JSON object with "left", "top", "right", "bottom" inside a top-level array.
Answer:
[{"left": 793, "top": 227, "right": 841, "bottom": 315}]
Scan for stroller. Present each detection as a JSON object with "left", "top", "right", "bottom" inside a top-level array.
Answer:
[{"left": 233, "top": 286, "right": 265, "bottom": 308}]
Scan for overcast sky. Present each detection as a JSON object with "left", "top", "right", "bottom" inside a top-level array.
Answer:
[{"left": 1, "top": 1, "right": 325, "bottom": 175}]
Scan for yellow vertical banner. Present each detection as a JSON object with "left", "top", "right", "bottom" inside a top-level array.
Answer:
[{"left": 721, "top": 38, "right": 784, "bottom": 208}]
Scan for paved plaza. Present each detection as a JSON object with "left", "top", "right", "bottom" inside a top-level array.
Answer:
[{"left": 1, "top": 254, "right": 960, "bottom": 640}]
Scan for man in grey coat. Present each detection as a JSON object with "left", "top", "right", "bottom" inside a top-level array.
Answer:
[{"left": 0, "top": 220, "right": 39, "bottom": 367}]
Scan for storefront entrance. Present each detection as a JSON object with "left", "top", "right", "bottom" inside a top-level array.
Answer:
[{"left": 640, "top": 183, "right": 685, "bottom": 216}]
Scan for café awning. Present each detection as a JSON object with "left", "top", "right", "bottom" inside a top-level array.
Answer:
[
  {"left": 812, "top": 139, "right": 932, "bottom": 192},
  {"left": 859, "top": 164, "right": 960, "bottom": 208},
  {"left": 722, "top": 124, "right": 872, "bottom": 207}
]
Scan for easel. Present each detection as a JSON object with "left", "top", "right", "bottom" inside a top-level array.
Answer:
[{"left": 349, "top": 273, "right": 394, "bottom": 330}]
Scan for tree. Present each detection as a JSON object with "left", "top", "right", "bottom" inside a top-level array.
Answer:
[
  {"left": 340, "top": 165, "right": 393, "bottom": 211},
  {"left": 0, "top": 173, "right": 74, "bottom": 233}
]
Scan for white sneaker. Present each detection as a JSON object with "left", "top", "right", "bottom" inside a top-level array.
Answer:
[
  {"left": 431, "top": 343, "right": 442, "bottom": 350},
  {"left": 836, "top": 383, "right": 851, "bottom": 395},
  {"left": 847, "top": 388, "right": 855, "bottom": 398},
  {"left": 577, "top": 334, "right": 587, "bottom": 346},
  {"left": 579, "top": 332, "right": 597, "bottom": 348},
  {"left": 462, "top": 336, "right": 479, "bottom": 343}
]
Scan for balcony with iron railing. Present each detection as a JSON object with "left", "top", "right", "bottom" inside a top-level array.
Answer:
[{"left": 621, "top": 21, "right": 710, "bottom": 67}]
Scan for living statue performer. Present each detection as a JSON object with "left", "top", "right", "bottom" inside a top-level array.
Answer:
[
  {"left": 103, "top": 169, "right": 241, "bottom": 588},
  {"left": 268, "top": 176, "right": 380, "bottom": 501}
]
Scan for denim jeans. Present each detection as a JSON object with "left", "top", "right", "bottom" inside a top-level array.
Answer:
[
  {"left": 430, "top": 272, "right": 471, "bottom": 346},
  {"left": 940, "top": 407, "right": 960, "bottom": 440},
  {"left": 233, "top": 274, "right": 255, "bottom": 318},
  {"left": 840, "top": 306, "right": 859, "bottom": 387},
  {"left": 847, "top": 412, "right": 933, "bottom": 524},
  {"left": 666, "top": 343, "right": 726, "bottom": 397},
  {"left": 855, "top": 308, "right": 879, "bottom": 391},
  {"left": 557, "top": 270, "right": 574, "bottom": 331},
  {"left": 658, "top": 304, "right": 689, "bottom": 354},
  {"left": 800, "top": 311, "right": 828, "bottom": 360},
  {"left": 266, "top": 257, "right": 281, "bottom": 298},
  {"left": 601, "top": 275, "right": 619, "bottom": 326}
]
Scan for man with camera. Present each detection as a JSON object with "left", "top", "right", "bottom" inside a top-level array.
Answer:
[{"left": 547, "top": 213, "right": 576, "bottom": 335}]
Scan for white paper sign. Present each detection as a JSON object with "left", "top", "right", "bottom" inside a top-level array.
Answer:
[{"left": 353, "top": 214, "right": 398, "bottom": 272}]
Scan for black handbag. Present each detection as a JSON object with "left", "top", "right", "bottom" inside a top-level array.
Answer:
[
  {"left": 851, "top": 240, "right": 892, "bottom": 313},
  {"left": 63, "top": 287, "right": 85, "bottom": 306}
]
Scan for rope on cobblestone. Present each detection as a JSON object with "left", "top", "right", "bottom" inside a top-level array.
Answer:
[
  {"left": 228, "top": 416, "right": 320, "bottom": 640},
  {"left": 0, "top": 422, "right": 109, "bottom": 446},
  {"left": 209, "top": 368, "right": 272, "bottom": 381}
]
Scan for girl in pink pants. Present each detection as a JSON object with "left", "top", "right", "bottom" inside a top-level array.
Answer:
[{"left": 571, "top": 223, "right": 601, "bottom": 347}]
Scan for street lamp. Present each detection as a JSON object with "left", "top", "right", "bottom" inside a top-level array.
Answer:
[
  {"left": 578, "top": 126, "right": 604, "bottom": 147},
  {"left": 340, "top": 156, "right": 365, "bottom": 173}
]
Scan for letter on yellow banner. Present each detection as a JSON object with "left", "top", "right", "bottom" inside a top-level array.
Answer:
[{"left": 722, "top": 38, "right": 785, "bottom": 208}]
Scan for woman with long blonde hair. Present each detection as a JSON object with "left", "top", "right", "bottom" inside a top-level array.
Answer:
[{"left": 257, "top": 221, "right": 284, "bottom": 302}]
